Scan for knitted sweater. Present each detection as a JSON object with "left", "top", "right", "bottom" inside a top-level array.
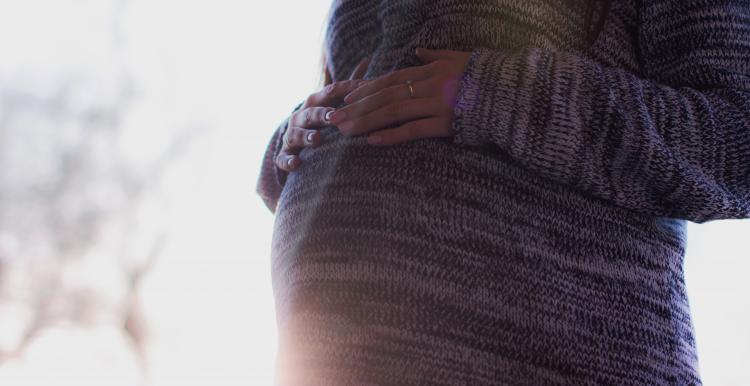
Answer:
[{"left": 256, "top": 1, "right": 750, "bottom": 385}]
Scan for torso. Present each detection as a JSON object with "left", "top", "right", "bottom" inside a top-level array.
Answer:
[{"left": 271, "top": 1, "right": 699, "bottom": 384}]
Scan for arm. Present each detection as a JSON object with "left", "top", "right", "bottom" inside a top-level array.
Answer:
[
  {"left": 256, "top": 101, "right": 304, "bottom": 214},
  {"left": 451, "top": 1, "right": 750, "bottom": 224}
]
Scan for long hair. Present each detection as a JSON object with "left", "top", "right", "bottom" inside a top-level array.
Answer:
[
  {"left": 317, "top": 0, "right": 610, "bottom": 88},
  {"left": 319, "top": 3, "right": 336, "bottom": 88}
]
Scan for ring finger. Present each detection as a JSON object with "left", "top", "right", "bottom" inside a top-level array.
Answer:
[
  {"left": 337, "top": 96, "right": 443, "bottom": 137},
  {"left": 332, "top": 78, "right": 434, "bottom": 127},
  {"left": 343, "top": 63, "right": 434, "bottom": 104}
]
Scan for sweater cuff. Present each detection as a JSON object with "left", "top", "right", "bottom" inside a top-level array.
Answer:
[{"left": 452, "top": 47, "right": 514, "bottom": 148}]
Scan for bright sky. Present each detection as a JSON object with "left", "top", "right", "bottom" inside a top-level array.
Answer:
[{"left": 0, "top": 1, "right": 747, "bottom": 385}]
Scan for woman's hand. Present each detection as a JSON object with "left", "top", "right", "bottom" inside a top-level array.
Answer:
[
  {"left": 275, "top": 56, "right": 371, "bottom": 172},
  {"left": 327, "top": 48, "right": 472, "bottom": 146}
]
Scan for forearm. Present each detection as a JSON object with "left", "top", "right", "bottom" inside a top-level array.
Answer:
[{"left": 452, "top": 46, "right": 750, "bottom": 223}]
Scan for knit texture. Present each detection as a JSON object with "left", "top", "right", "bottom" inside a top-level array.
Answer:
[{"left": 256, "top": 1, "right": 750, "bottom": 385}]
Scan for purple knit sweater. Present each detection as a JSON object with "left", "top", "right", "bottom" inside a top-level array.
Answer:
[{"left": 257, "top": 1, "right": 750, "bottom": 384}]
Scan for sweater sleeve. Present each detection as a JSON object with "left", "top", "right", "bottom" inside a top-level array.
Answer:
[
  {"left": 256, "top": 101, "right": 305, "bottom": 214},
  {"left": 451, "top": 1, "right": 750, "bottom": 224}
]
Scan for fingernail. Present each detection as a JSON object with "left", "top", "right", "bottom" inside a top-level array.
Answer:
[
  {"left": 329, "top": 110, "right": 347, "bottom": 124},
  {"left": 324, "top": 110, "right": 334, "bottom": 122},
  {"left": 306, "top": 132, "right": 315, "bottom": 144},
  {"left": 343, "top": 93, "right": 355, "bottom": 104},
  {"left": 357, "top": 80, "right": 368, "bottom": 87},
  {"left": 286, "top": 156, "right": 295, "bottom": 167}
]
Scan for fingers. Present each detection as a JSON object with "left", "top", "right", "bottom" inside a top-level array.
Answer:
[
  {"left": 285, "top": 125, "right": 322, "bottom": 149},
  {"left": 290, "top": 105, "right": 337, "bottom": 129},
  {"left": 349, "top": 56, "right": 372, "bottom": 80},
  {"left": 335, "top": 97, "right": 444, "bottom": 137},
  {"left": 275, "top": 55, "right": 371, "bottom": 173},
  {"left": 329, "top": 78, "right": 434, "bottom": 128},
  {"left": 367, "top": 116, "right": 448, "bottom": 146},
  {"left": 303, "top": 79, "right": 366, "bottom": 109},
  {"left": 275, "top": 151, "right": 300, "bottom": 172},
  {"left": 275, "top": 126, "right": 322, "bottom": 172},
  {"left": 343, "top": 62, "right": 433, "bottom": 104}
]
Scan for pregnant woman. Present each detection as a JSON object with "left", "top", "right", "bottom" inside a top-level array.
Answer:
[{"left": 257, "top": 1, "right": 750, "bottom": 384}]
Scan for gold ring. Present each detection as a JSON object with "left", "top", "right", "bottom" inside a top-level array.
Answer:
[{"left": 406, "top": 80, "right": 415, "bottom": 98}]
